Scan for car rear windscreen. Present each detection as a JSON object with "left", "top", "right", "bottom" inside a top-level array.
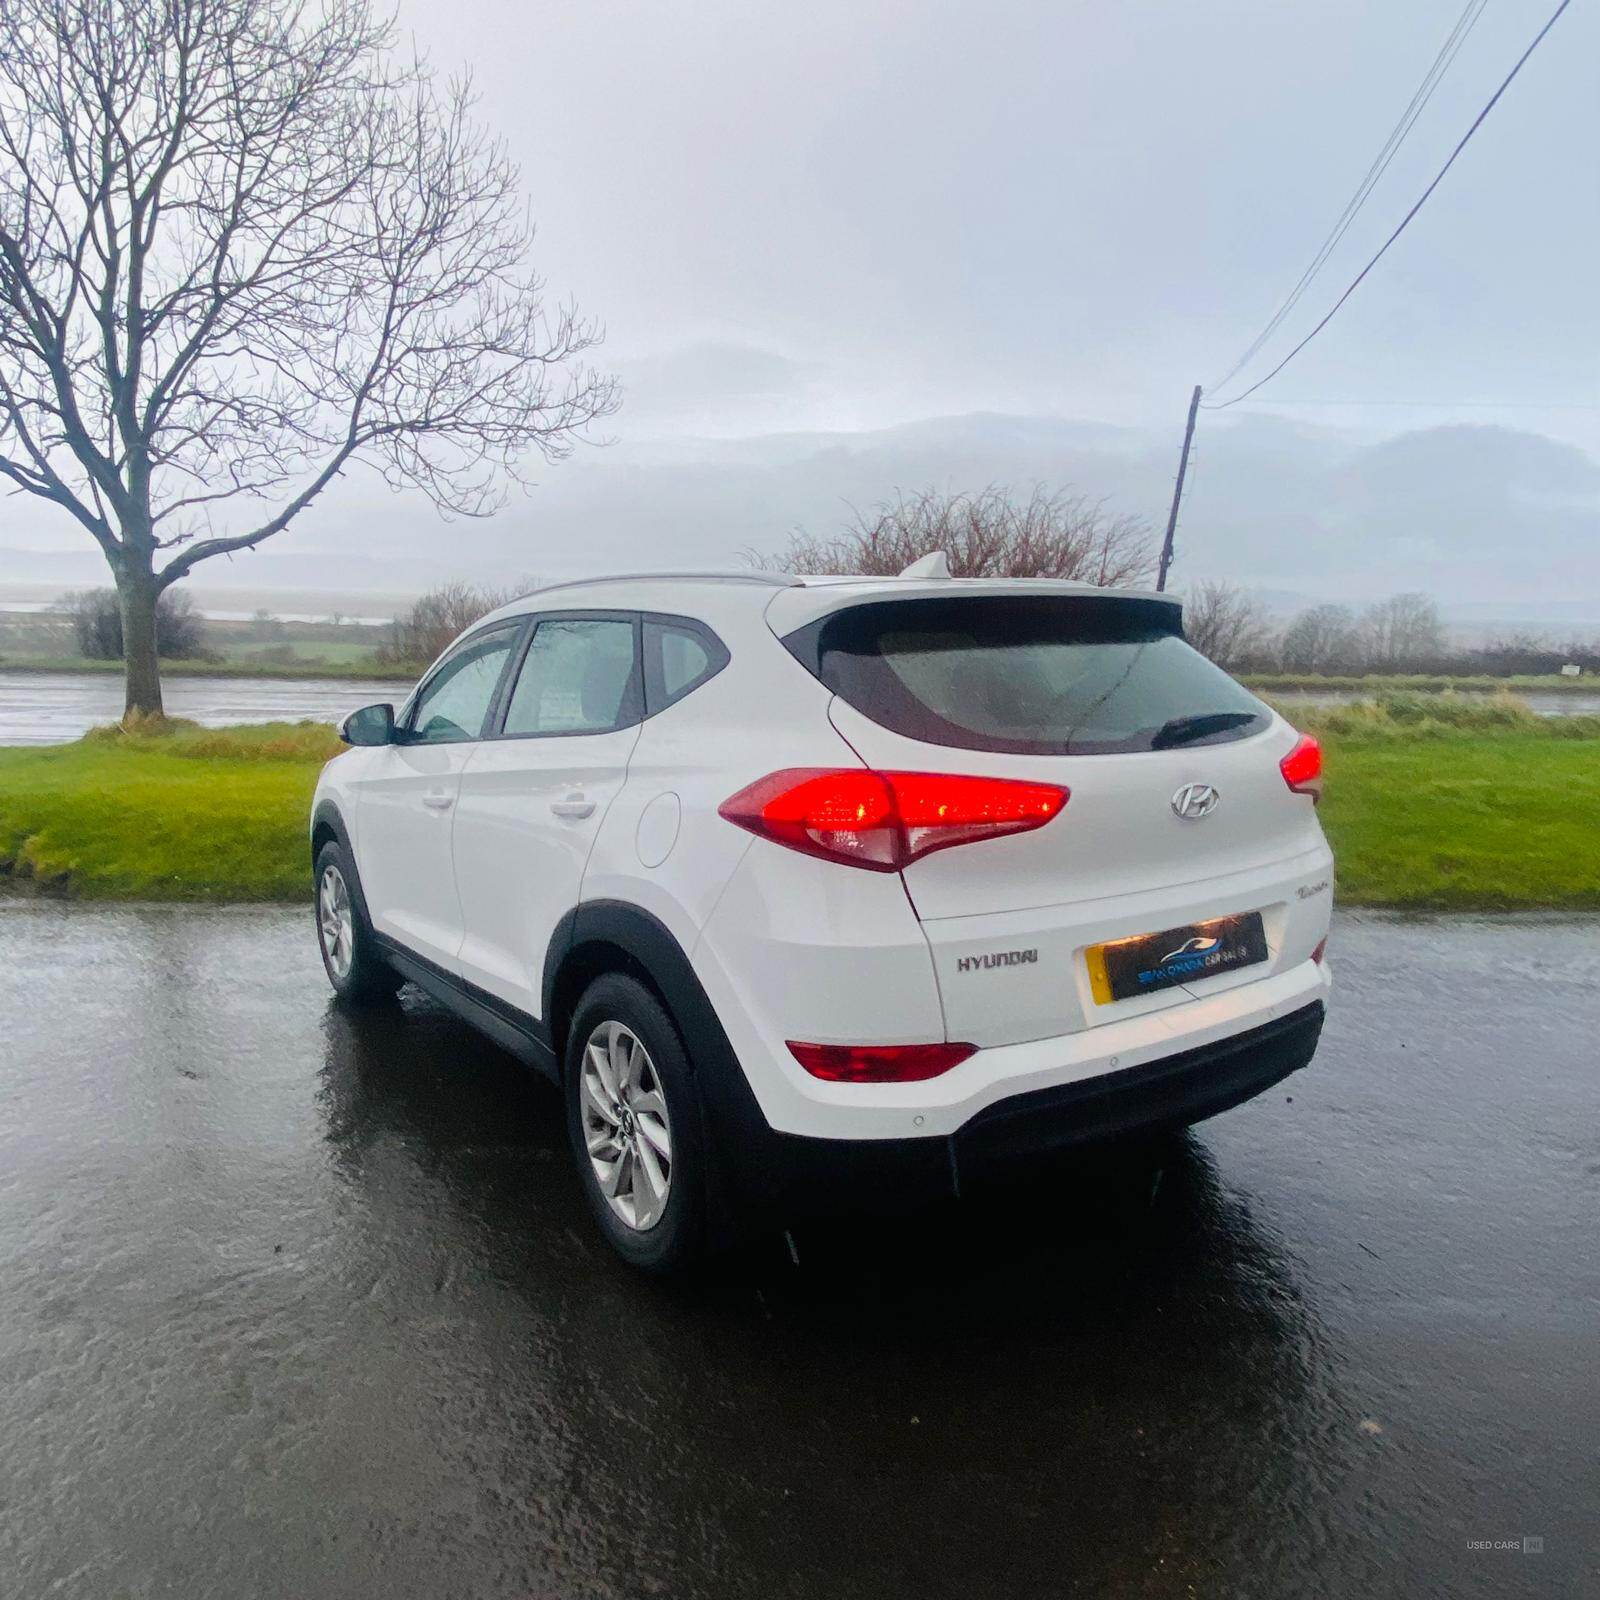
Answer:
[{"left": 782, "top": 594, "right": 1270, "bottom": 756}]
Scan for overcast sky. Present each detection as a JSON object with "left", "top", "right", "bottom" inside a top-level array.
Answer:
[
  {"left": 414, "top": 0, "right": 1599, "bottom": 432},
  {"left": 5, "top": 0, "right": 1598, "bottom": 609}
]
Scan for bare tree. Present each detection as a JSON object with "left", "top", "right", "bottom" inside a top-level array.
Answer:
[
  {"left": 0, "top": 0, "right": 617, "bottom": 717},
  {"left": 375, "top": 577, "right": 529, "bottom": 667},
  {"left": 758, "top": 485, "right": 1155, "bottom": 586},
  {"left": 1361, "top": 593, "right": 1444, "bottom": 670},
  {"left": 1279, "top": 603, "right": 1363, "bottom": 674},
  {"left": 1181, "top": 580, "right": 1272, "bottom": 670}
]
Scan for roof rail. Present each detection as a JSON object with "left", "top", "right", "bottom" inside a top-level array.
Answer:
[{"left": 518, "top": 569, "right": 802, "bottom": 599}]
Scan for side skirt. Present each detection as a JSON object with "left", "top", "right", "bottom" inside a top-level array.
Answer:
[{"left": 372, "top": 933, "right": 560, "bottom": 1081}]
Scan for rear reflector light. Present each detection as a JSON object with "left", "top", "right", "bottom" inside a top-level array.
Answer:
[
  {"left": 718, "top": 769, "right": 1068, "bottom": 871},
  {"left": 1312, "top": 935, "right": 1328, "bottom": 964},
  {"left": 787, "top": 1040, "right": 977, "bottom": 1082},
  {"left": 1280, "top": 734, "right": 1323, "bottom": 801}
]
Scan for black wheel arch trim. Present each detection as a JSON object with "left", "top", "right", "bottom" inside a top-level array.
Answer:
[
  {"left": 310, "top": 800, "right": 377, "bottom": 932},
  {"left": 310, "top": 798, "right": 351, "bottom": 861},
  {"left": 542, "top": 900, "right": 782, "bottom": 1231},
  {"left": 542, "top": 900, "right": 748, "bottom": 1096}
]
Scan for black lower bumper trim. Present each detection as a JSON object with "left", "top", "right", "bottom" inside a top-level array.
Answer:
[{"left": 955, "top": 1000, "right": 1325, "bottom": 1167}]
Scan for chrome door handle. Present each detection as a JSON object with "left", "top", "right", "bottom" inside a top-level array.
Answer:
[
  {"left": 550, "top": 794, "right": 596, "bottom": 819},
  {"left": 421, "top": 792, "right": 454, "bottom": 810}
]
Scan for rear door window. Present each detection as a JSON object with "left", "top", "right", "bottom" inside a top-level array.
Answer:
[
  {"left": 499, "top": 617, "right": 642, "bottom": 737},
  {"left": 783, "top": 595, "right": 1269, "bottom": 755}
]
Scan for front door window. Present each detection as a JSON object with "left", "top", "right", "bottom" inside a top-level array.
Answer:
[{"left": 409, "top": 627, "right": 519, "bottom": 744}]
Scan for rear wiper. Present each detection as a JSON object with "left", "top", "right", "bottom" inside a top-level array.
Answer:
[{"left": 1151, "top": 711, "right": 1259, "bottom": 749}]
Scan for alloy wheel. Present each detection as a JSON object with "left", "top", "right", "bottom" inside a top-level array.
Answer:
[
  {"left": 319, "top": 864, "right": 355, "bottom": 980},
  {"left": 579, "top": 1020, "right": 673, "bottom": 1231}
]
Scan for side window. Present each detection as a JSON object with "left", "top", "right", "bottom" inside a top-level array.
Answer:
[
  {"left": 644, "top": 618, "right": 729, "bottom": 713},
  {"left": 406, "top": 626, "right": 519, "bottom": 745},
  {"left": 501, "top": 618, "right": 640, "bottom": 737}
]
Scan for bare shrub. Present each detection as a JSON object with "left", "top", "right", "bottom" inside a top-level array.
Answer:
[
  {"left": 1361, "top": 593, "right": 1445, "bottom": 670},
  {"left": 1280, "top": 604, "right": 1364, "bottom": 674},
  {"left": 1181, "top": 581, "right": 1273, "bottom": 671},
  {"left": 57, "top": 588, "right": 206, "bottom": 660},
  {"left": 759, "top": 486, "right": 1156, "bottom": 586},
  {"left": 376, "top": 580, "right": 532, "bottom": 668}
]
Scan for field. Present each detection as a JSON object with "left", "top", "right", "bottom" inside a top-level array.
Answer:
[
  {"left": 2, "top": 696, "right": 1596, "bottom": 908},
  {"left": 0, "top": 606, "right": 403, "bottom": 677},
  {"left": 0, "top": 651, "right": 403, "bottom": 679}
]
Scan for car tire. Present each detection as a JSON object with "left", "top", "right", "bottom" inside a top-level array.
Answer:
[
  {"left": 314, "top": 840, "right": 401, "bottom": 1004},
  {"left": 564, "top": 973, "right": 707, "bottom": 1272}
]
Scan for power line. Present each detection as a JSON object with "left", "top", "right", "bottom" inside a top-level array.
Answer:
[
  {"left": 1208, "top": 0, "right": 1490, "bottom": 396},
  {"left": 1203, "top": 0, "right": 1576, "bottom": 412},
  {"left": 1215, "top": 397, "right": 1600, "bottom": 411}
]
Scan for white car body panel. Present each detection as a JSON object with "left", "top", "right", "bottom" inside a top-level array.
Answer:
[
  {"left": 452, "top": 721, "right": 643, "bottom": 1015},
  {"left": 824, "top": 698, "right": 1326, "bottom": 919},
  {"left": 347, "top": 741, "right": 475, "bottom": 967}
]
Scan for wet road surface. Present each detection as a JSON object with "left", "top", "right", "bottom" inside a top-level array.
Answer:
[
  {"left": 0, "top": 670, "right": 414, "bottom": 745},
  {"left": 0, "top": 903, "right": 1595, "bottom": 1598}
]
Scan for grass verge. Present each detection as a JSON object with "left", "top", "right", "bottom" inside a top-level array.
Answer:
[
  {"left": 1244, "top": 671, "right": 1596, "bottom": 695},
  {"left": 0, "top": 720, "right": 339, "bottom": 901},
  {"left": 1315, "top": 736, "right": 1600, "bottom": 910},
  {"left": 0, "top": 704, "right": 1595, "bottom": 909},
  {"left": 1285, "top": 695, "right": 1600, "bottom": 910}
]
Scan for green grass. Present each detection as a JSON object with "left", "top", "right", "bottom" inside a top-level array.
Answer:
[
  {"left": 1280, "top": 690, "right": 1600, "bottom": 741},
  {"left": 1244, "top": 671, "right": 1596, "bottom": 695},
  {"left": 1, "top": 706, "right": 1596, "bottom": 909},
  {"left": 1278, "top": 694, "right": 1600, "bottom": 910},
  {"left": 1316, "top": 735, "right": 1600, "bottom": 910},
  {"left": 0, "top": 720, "right": 338, "bottom": 901}
]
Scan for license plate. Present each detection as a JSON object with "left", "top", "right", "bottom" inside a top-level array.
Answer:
[{"left": 1086, "top": 913, "right": 1269, "bottom": 1005}]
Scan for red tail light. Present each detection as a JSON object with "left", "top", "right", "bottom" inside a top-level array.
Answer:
[
  {"left": 787, "top": 1040, "right": 977, "bottom": 1082},
  {"left": 718, "top": 769, "right": 1068, "bottom": 871},
  {"left": 1280, "top": 735, "right": 1323, "bottom": 801}
]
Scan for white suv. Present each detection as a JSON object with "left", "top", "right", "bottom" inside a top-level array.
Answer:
[{"left": 311, "top": 566, "right": 1333, "bottom": 1268}]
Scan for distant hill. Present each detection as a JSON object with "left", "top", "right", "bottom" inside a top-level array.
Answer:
[{"left": 2, "top": 412, "right": 1596, "bottom": 613}]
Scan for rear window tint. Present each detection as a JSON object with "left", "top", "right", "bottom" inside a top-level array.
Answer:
[{"left": 783, "top": 595, "right": 1270, "bottom": 756}]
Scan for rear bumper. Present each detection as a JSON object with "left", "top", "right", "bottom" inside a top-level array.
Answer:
[
  {"left": 718, "top": 1001, "right": 1325, "bottom": 1217},
  {"left": 695, "top": 837, "right": 1334, "bottom": 1142},
  {"left": 954, "top": 1000, "right": 1323, "bottom": 1165}
]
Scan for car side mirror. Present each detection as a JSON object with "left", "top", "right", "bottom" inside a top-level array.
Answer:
[{"left": 338, "top": 702, "right": 395, "bottom": 746}]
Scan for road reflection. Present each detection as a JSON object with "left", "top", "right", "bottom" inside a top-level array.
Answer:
[{"left": 315, "top": 988, "right": 1357, "bottom": 1599}]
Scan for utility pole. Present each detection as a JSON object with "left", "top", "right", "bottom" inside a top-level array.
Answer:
[{"left": 1156, "top": 384, "right": 1202, "bottom": 591}]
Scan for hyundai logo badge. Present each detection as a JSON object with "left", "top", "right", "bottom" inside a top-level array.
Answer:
[{"left": 1171, "top": 783, "right": 1220, "bottom": 820}]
